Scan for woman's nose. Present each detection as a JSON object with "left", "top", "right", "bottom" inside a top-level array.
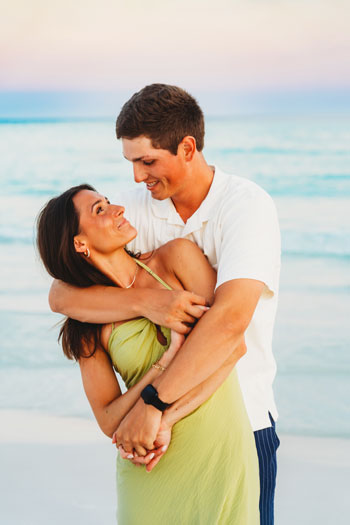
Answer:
[{"left": 111, "top": 205, "right": 125, "bottom": 216}]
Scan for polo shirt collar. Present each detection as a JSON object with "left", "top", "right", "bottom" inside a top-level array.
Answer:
[{"left": 150, "top": 165, "right": 230, "bottom": 233}]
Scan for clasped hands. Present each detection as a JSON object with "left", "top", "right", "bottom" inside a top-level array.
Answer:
[{"left": 112, "top": 398, "right": 171, "bottom": 472}]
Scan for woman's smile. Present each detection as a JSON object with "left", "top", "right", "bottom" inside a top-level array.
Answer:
[{"left": 117, "top": 218, "right": 129, "bottom": 229}]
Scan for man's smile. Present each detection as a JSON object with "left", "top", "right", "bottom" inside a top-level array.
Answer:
[{"left": 146, "top": 181, "right": 159, "bottom": 189}]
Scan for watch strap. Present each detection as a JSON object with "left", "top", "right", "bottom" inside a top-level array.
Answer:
[{"left": 140, "top": 384, "right": 170, "bottom": 412}]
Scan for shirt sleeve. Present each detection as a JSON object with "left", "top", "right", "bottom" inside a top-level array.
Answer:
[{"left": 216, "top": 187, "right": 281, "bottom": 295}]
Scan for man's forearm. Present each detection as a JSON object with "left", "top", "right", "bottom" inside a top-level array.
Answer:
[
  {"left": 49, "top": 279, "right": 207, "bottom": 332},
  {"left": 163, "top": 350, "right": 241, "bottom": 428},
  {"left": 50, "top": 280, "right": 145, "bottom": 323},
  {"left": 153, "top": 279, "right": 264, "bottom": 404},
  {"left": 153, "top": 304, "right": 244, "bottom": 403}
]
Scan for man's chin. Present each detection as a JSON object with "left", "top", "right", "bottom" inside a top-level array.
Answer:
[
  {"left": 151, "top": 194, "right": 167, "bottom": 201},
  {"left": 150, "top": 190, "right": 168, "bottom": 201}
]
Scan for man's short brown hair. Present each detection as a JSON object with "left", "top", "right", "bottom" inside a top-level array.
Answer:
[{"left": 116, "top": 84, "right": 205, "bottom": 155}]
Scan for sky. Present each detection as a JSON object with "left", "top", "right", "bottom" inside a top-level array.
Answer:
[{"left": 0, "top": 0, "right": 349, "bottom": 115}]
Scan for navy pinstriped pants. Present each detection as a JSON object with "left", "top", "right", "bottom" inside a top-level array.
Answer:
[{"left": 254, "top": 413, "right": 280, "bottom": 525}]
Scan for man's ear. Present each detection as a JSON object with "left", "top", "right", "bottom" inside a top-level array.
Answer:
[
  {"left": 180, "top": 136, "right": 196, "bottom": 161},
  {"left": 73, "top": 236, "right": 87, "bottom": 254}
]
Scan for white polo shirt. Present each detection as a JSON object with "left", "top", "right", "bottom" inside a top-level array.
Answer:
[{"left": 118, "top": 166, "right": 281, "bottom": 431}]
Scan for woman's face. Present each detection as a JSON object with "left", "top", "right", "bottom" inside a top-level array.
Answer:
[{"left": 73, "top": 189, "right": 137, "bottom": 255}]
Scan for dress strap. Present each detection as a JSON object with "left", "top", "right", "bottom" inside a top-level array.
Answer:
[{"left": 135, "top": 259, "right": 173, "bottom": 290}]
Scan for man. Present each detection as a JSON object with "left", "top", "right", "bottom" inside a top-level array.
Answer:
[{"left": 50, "top": 84, "right": 281, "bottom": 524}]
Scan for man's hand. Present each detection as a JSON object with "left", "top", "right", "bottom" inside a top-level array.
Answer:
[
  {"left": 116, "top": 421, "right": 172, "bottom": 472},
  {"left": 145, "top": 290, "right": 208, "bottom": 334},
  {"left": 112, "top": 398, "right": 162, "bottom": 456}
]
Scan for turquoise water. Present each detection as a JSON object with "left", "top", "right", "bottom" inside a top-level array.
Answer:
[{"left": 0, "top": 115, "right": 349, "bottom": 438}]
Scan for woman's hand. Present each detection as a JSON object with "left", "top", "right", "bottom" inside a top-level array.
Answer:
[
  {"left": 158, "top": 330, "right": 185, "bottom": 368},
  {"left": 117, "top": 446, "right": 159, "bottom": 467},
  {"left": 144, "top": 420, "right": 171, "bottom": 472},
  {"left": 116, "top": 420, "right": 172, "bottom": 473}
]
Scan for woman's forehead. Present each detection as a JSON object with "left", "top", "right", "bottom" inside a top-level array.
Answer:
[{"left": 74, "top": 189, "right": 104, "bottom": 209}]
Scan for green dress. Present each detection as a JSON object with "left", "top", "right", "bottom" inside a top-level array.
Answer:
[{"left": 108, "top": 260, "right": 260, "bottom": 524}]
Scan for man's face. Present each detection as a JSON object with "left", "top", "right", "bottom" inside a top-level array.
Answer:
[{"left": 122, "top": 136, "right": 188, "bottom": 201}]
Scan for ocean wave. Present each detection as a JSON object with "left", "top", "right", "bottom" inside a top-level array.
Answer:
[
  {"left": 215, "top": 146, "right": 349, "bottom": 156},
  {"left": 254, "top": 174, "right": 350, "bottom": 197},
  {"left": 1, "top": 229, "right": 350, "bottom": 258},
  {"left": 3, "top": 174, "right": 350, "bottom": 199},
  {"left": 0, "top": 117, "right": 110, "bottom": 125},
  {"left": 0, "top": 234, "right": 34, "bottom": 245},
  {"left": 282, "top": 230, "right": 350, "bottom": 258}
]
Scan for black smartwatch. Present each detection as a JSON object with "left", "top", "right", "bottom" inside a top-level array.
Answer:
[{"left": 140, "top": 384, "right": 170, "bottom": 412}]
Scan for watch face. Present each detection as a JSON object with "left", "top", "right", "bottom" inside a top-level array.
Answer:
[
  {"left": 141, "top": 384, "right": 169, "bottom": 412},
  {"left": 143, "top": 384, "right": 158, "bottom": 403}
]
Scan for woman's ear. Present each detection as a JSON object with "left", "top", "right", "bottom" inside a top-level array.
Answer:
[{"left": 74, "top": 236, "right": 87, "bottom": 254}]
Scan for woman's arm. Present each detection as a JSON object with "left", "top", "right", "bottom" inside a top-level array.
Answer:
[
  {"left": 79, "top": 330, "right": 184, "bottom": 438},
  {"left": 117, "top": 338, "right": 245, "bottom": 471},
  {"left": 159, "top": 238, "right": 217, "bottom": 305}
]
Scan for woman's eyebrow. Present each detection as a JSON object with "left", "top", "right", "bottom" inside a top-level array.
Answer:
[
  {"left": 91, "top": 199, "right": 103, "bottom": 212},
  {"left": 91, "top": 197, "right": 109, "bottom": 212}
]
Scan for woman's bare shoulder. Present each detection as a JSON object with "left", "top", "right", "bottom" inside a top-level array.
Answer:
[
  {"left": 155, "top": 239, "right": 216, "bottom": 302},
  {"left": 156, "top": 238, "right": 204, "bottom": 262}
]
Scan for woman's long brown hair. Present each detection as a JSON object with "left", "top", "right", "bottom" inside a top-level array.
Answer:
[{"left": 37, "top": 184, "right": 127, "bottom": 360}]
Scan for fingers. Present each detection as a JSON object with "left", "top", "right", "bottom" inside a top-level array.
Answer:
[
  {"left": 176, "top": 312, "right": 198, "bottom": 325},
  {"left": 173, "top": 291, "right": 207, "bottom": 322},
  {"left": 113, "top": 435, "right": 148, "bottom": 456},
  {"left": 187, "top": 292, "right": 207, "bottom": 306},
  {"left": 133, "top": 445, "right": 148, "bottom": 457},
  {"left": 144, "top": 443, "right": 168, "bottom": 472},
  {"left": 153, "top": 444, "right": 168, "bottom": 457},
  {"left": 171, "top": 322, "right": 191, "bottom": 335},
  {"left": 146, "top": 451, "right": 165, "bottom": 472},
  {"left": 118, "top": 446, "right": 133, "bottom": 460},
  {"left": 118, "top": 441, "right": 134, "bottom": 454},
  {"left": 118, "top": 446, "right": 157, "bottom": 466},
  {"left": 186, "top": 304, "right": 209, "bottom": 320},
  {"left": 173, "top": 309, "right": 207, "bottom": 328},
  {"left": 135, "top": 450, "right": 156, "bottom": 465},
  {"left": 161, "top": 291, "right": 207, "bottom": 332}
]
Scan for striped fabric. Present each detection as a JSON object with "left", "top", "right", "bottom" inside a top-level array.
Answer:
[{"left": 254, "top": 413, "right": 280, "bottom": 525}]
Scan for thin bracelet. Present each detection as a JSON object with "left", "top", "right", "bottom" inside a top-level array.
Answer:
[{"left": 152, "top": 362, "right": 167, "bottom": 372}]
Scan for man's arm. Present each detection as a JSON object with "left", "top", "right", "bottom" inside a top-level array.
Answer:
[
  {"left": 115, "top": 190, "right": 279, "bottom": 453},
  {"left": 116, "top": 338, "right": 245, "bottom": 470},
  {"left": 49, "top": 279, "right": 207, "bottom": 334},
  {"left": 115, "top": 278, "right": 264, "bottom": 454},
  {"left": 154, "top": 279, "right": 264, "bottom": 401},
  {"left": 153, "top": 189, "right": 279, "bottom": 400}
]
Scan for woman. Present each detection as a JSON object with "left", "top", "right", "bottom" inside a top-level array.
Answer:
[{"left": 37, "top": 184, "right": 260, "bottom": 524}]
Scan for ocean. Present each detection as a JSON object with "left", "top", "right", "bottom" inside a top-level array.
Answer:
[{"left": 0, "top": 115, "right": 349, "bottom": 438}]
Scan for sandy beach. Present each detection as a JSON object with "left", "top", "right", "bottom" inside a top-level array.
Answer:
[{"left": 1, "top": 410, "right": 349, "bottom": 524}]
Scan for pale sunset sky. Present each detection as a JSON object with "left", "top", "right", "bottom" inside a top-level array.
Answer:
[{"left": 1, "top": 0, "right": 349, "bottom": 115}]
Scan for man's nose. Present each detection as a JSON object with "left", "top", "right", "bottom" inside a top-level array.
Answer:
[{"left": 133, "top": 163, "right": 148, "bottom": 183}]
